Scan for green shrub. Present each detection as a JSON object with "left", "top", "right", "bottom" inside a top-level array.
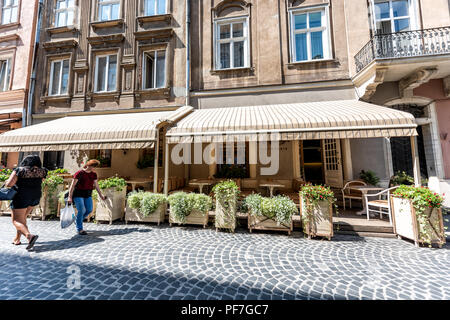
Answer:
[
  {"left": 359, "top": 170, "right": 380, "bottom": 186},
  {"left": 127, "top": 191, "right": 146, "bottom": 210},
  {"left": 168, "top": 192, "right": 212, "bottom": 224},
  {"left": 212, "top": 180, "right": 240, "bottom": 207},
  {"left": 0, "top": 168, "right": 12, "bottom": 182},
  {"left": 140, "top": 193, "right": 167, "bottom": 217},
  {"left": 98, "top": 176, "right": 127, "bottom": 191},
  {"left": 244, "top": 194, "right": 297, "bottom": 226},
  {"left": 49, "top": 168, "right": 69, "bottom": 175}
]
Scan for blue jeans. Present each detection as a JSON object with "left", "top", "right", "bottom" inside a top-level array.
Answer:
[{"left": 74, "top": 197, "right": 93, "bottom": 232}]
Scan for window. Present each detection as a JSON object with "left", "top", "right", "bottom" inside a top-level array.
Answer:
[
  {"left": 215, "top": 143, "right": 249, "bottom": 179},
  {"left": 1, "top": 0, "right": 18, "bottom": 25},
  {"left": 89, "top": 150, "right": 112, "bottom": 167},
  {"left": 215, "top": 18, "right": 249, "bottom": 70},
  {"left": 144, "top": 0, "right": 166, "bottom": 16},
  {"left": 0, "top": 58, "right": 11, "bottom": 92},
  {"left": 143, "top": 50, "right": 166, "bottom": 89},
  {"left": 43, "top": 151, "right": 64, "bottom": 170},
  {"left": 55, "top": 0, "right": 76, "bottom": 27},
  {"left": 49, "top": 59, "right": 70, "bottom": 96},
  {"left": 94, "top": 54, "right": 117, "bottom": 93},
  {"left": 98, "top": 0, "right": 120, "bottom": 21},
  {"left": 373, "top": 0, "right": 412, "bottom": 34},
  {"left": 290, "top": 7, "right": 331, "bottom": 62}
]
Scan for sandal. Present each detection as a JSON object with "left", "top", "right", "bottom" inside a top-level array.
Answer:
[
  {"left": 78, "top": 230, "right": 88, "bottom": 235},
  {"left": 26, "top": 235, "right": 39, "bottom": 250},
  {"left": 12, "top": 241, "right": 22, "bottom": 246}
]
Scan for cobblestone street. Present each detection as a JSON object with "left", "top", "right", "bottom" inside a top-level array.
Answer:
[{"left": 0, "top": 216, "right": 449, "bottom": 300}]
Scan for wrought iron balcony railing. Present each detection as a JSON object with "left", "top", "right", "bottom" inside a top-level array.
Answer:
[{"left": 355, "top": 26, "right": 450, "bottom": 73}]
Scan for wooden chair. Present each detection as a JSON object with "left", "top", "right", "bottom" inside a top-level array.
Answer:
[
  {"left": 341, "top": 180, "right": 367, "bottom": 210},
  {"left": 364, "top": 186, "right": 399, "bottom": 225}
]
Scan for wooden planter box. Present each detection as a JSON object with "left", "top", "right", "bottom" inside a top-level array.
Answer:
[
  {"left": 32, "top": 185, "right": 64, "bottom": 221},
  {"left": 169, "top": 209, "right": 209, "bottom": 228},
  {"left": 391, "top": 196, "right": 446, "bottom": 248},
  {"left": 248, "top": 212, "right": 293, "bottom": 235},
  {"left": 95, "top": 188, "right": 126, "bottom": 224},
  {"left": 125, "top": 202, "right": 167, "bottom": 225},
  {"left": 215, "top": 198, "right": 237, "bottom": 232},
  {"left": 299, "top": 196, "right": 334, "bottom": 240},
  {"left": 0, "top": 200, "right": 12, "bottom": 216}
]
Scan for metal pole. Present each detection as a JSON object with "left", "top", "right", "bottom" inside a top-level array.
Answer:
[
  {"left": 410, "top": 136, "right": 421, "bottom": 187},
  {"left": 185, "top": 0, "right": 191, "bottom": 106},
  {"left": 153, "top": 129, "right": 160, "bottom": 193},
  {"left": 164, "top": 139, "right": 170, "bottom": 196}
]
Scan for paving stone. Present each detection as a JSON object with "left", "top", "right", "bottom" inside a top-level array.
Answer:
[{"left": 0, "top": 217, "right": 448, "bottom": 300}]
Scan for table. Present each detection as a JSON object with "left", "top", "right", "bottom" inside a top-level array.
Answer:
[
  {"left": 126, "top": 178, "right": 154, "bottom": 192},
  {"left": 259, "top": 183, "right": 285, "bottom": 197},
  {"left": 348, "top": 186, "right": 384, "bottom": 216},
  {"left": 189, "top": 180, "right": 214, "bottom": 194}
]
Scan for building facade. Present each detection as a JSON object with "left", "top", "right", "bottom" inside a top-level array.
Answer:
[
  {"left": 0, "top": 0, "right": 40, "bottom": 168},
  {"left": 32, "top": 0, "right": 189, "bottom": 177}
]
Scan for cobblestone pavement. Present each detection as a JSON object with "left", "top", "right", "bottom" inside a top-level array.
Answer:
[{"left": 0, "top": 216, "right": 449, "bottom": 300}]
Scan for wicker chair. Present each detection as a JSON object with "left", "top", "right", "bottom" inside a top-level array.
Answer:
[{"left": 341, "top": 180, "right": 367, "bottom": 210}]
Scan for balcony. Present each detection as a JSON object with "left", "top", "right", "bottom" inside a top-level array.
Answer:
[
  {"left": 353, "top": 27, "right": 450, "bottom": 101},
  {"left": 355, "top": 27, "right": 450, "bottom": 73}
]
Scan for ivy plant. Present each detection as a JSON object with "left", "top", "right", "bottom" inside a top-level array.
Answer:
[
  {"left": 393, "top": 185, "right": 445, "bottom": 245},
  {"left": 42, "top": 174, "right": 64, "bottom": 215},
  {"left": 244, "top": 194, "right": 297, "bottom": 226},
  {"left": 98, "top": 176, "right": 127, "bottom": 191},
  {"left": 128, "top": 191, "right": 167, "bottom": 217},
  {"left": 168, "top": 192, "right": 212, "bottom": 224},
  {"left": 212, "top": 180, "right": 240, "bottom": 229}
]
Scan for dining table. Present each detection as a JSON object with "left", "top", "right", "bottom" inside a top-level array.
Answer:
[
  {"left": 259, "top": 183, "right": 285, "bottom": 197},
  {"left": 347, "top": 185, "right": 385, "bottom": 216},
  {"left": 189, "top": 180, "right": 214, "bottom": 194},
  {"left": 126, "top": 178, "right": 154, "bottom": 192}
]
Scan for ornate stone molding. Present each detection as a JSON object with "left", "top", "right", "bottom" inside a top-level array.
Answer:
[
  {"left": 359, "top": 67, "right": 388, "bottom": 101},
  {"left": 443, "top": 76, "right": 450, "bottom": 98},
  {"left": 212, "top": 0, "right": 251, "bottom": 18},
  {"left": 399, "top": 67, "right": 438, "bottom": 98}
]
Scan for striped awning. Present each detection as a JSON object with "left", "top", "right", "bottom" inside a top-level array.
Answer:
[
  {"left": 166, "top": 100, "right": 417, "bottom": 143},
  {"left": 0, "top": 107, "right": 193, "bottom": 152}
]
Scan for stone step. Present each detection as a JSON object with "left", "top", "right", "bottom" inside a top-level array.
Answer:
[{"left": 335, "top": 230, "right": 397, "bottom": 239}]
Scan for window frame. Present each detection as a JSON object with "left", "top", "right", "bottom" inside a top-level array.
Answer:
[
  {"left": 97, "top": 0, "right": 120, "bottom": 22},
  {"left": 1, "top": 0, "right": 19, "bottom": 25},
  {"left": 142, "top": 49, "right": 167, "bottom": 90},
  {"left": 0, "top": 57, "right": 11, "bottom": 92},
  {"left": 370, "top": 0, "right": 418, "bottom": 35},
  {"left": 54, "top": 0, "right": 77, "bottom": 28},
  {"left": 94, "top": 53, "right": 118, "bottom": 93},
  {"left": 288, "top": 4, "right": 333, "bottom": 63},
  {"left": 214, "top": 16, "right": 250, "bottom": 70},
  {"left": 48, "top": 58, "right": 70, "bottom": 96},
  {"left": 143, "top": 0, "right": 167, "bottom": 17}
]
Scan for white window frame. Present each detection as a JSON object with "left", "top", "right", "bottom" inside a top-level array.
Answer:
[
  {"left": 0, "top": 58, "right": 11, "bottom": 92},
  {"left": 55, "top": 0, "right": 76, "bottom": 27},
  {"left": 1, "top": 0, "right": 18, "bottom": 25},
  {"left": 214, "top": 16, "right": 250, "bottom": 70},
  {"left": 98, "top": 0, "right": 120, "bottom": 21},
  {"left": 289, "top": 4, "right": 332, "bottom": 63},
  {"left": 94, "top": 54, "right": 118, "bottom": 93},
  {"left": 49, "top": 59, "right": 70, "bottom": 96},
  {"left": 142, "top": 50, "right": 167, "bottom": 90},
  {"left": 371, "top": 0, "right": 418, "bottom": 34},
  {"left": 143, "top": 0, "right": 167, "bottom": 16}
]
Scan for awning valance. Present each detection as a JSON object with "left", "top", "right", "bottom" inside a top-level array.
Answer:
[
  {"left": 0, "top": 107, "right": 193, "bottom": 152},
  {"left": 166, "top": 100, "right": 417, "bottom": 143}
]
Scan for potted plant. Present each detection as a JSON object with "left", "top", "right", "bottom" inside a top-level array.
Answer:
[
  {"left": 33, "top": 173, "right": 64, "bottom": 220},
  {"left": 245, "top": 194, "right": 297, "bottom": 235},
  {"left": 0, "top": 169, "right": 12, "bottom": 215},
  {"left": 168, "top": 192, "right": 212, "bottom": 228},
  {"left": 391, "top": 185, "right": 446, "bottom": 248},
  {"left": 125, "top": 191, "right": 167, "bottom": 225},
  {"left": 95, "top": 176, "right": 127, "bottom": 224},
  {"left": 360, "top": 170, "right": 380, "bottom": 186},
  {"left": 212, "top": 180, "right": 240, "bottom": 233},
  {"left": 299, "top": 185, "right": 336, "bottom": 240}
]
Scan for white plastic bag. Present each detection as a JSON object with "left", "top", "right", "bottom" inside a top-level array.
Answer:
[{"left": 60, "top": 204, "right": 76, "bottom": 229}]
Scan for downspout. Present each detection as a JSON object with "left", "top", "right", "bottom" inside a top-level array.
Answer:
[
  {"left": 185, "top": 0, "right": 191, "bottom": 106},
  {"left": 25, "top": 0, "right": 44, "bottom": 127}
]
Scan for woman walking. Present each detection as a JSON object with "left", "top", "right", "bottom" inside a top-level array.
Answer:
[
  {"left": 68, "top": 159, "right": 106, "bottom": 235},
  {"left": 5, "top": 155, "right": 48, "bottom": 250}
]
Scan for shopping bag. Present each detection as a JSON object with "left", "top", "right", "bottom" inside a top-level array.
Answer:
[{"left": 60, "top": 204, "right": 76, "bottom": 229}]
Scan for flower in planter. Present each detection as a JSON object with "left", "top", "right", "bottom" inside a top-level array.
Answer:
[
  {"left": 140, "top": 193, "right": 168, "bottom": 217},
  {"left": 168, "top": 192, "right": 212, "bottom": 224},
  {"left": 299, "top": 184, "right": 337, "bottom": 224}
]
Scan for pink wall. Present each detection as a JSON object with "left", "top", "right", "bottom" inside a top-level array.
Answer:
[{"left": 414, "top": 80, "right": 450, "bottom": 178}]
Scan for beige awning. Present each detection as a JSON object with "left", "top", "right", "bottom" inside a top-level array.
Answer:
[
  {"left": 0, "top": 106, "right": 193, "bottom": 152},
  {"left": 166, "top": 100, "right": 417, "bottom": 143}
]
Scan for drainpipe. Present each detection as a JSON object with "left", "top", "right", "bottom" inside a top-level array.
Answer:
[
  {"left": 185, "top": 0, "right": 191, "bottom": 106},
  {"left": 25, "top": 0, "right": 44, "bottom": 127}
]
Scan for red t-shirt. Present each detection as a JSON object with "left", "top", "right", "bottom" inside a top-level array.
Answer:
[{"left": 74, "top": 170, "right": 98, "bottom": 190}]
